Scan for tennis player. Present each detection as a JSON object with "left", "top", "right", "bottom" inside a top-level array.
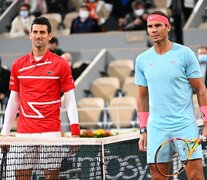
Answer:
[
  {"left": 1, "top": 16, "right": 80, "bottom": 180},
  {"left": 135, "top": 11, "right": 207, "bottom": 179}
]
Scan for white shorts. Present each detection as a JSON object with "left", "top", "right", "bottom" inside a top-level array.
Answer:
[{"left": 8, "top": 132, "right": 64, "bottom": 170}]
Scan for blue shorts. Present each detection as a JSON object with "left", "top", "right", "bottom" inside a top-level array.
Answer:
[{"left": 147, "top": 122, "right": 203, "bottom": 163}]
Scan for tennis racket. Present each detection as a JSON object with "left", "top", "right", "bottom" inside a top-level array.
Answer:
[{"left": 154, "top": 135, "right": 206, "bottom": 177}]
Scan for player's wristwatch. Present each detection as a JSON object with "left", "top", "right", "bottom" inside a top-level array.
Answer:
[{"left": 140, "top": 128, "right": 147, "bottom": 134}]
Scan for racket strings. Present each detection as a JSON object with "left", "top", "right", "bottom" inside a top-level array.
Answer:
[{"left": 155, "top": 139, "right": 189, "bottom": 176}]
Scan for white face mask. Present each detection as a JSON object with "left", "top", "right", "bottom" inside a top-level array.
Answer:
[
  {"left": 79, "top": 10, "right": 89, "bottom": 20},
  {"left": 20, "top": 10, "right": 29, "bottom": 18},
  {"left": 134, "top": 9, "right": 144, "bottom": 17},
  {"left": 198, "top": 54, "right": 207, "bottom": 63}
]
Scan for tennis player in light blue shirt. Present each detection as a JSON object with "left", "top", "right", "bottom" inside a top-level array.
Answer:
[
  {"left": 135, "top": 10, "right": 207, "bottom": 180},
  {"left": 135, "top": 42, "right": 202, "bottom": 131}
]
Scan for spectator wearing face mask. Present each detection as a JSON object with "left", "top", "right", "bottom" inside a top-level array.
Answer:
[
  {"left": 120, "top": 0, "right": 148, "bottom": 31},
  {"left": 197, "top": 46, "right": 207, "bottom": 87},
  {"left": 10, "top": 3, "right": 35, "bottom": 38},
  {"left": 84, "top": 0, "right": 98, "bottom": 20},
  {"left": 70, "top": 4, "right": 101, "bottom": 34},
  {"left": 24, "top": 0, "right": 48, "bottom": 17}
]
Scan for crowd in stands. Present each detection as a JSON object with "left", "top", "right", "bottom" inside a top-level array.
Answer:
[
  {"left": 1, "top": 0, "right": 201, "bottom": 45},
  {"left": 0, "top": 0, "right": 205, "bottom": 46},
  {"left": 0, "top": 0, "right": 205, "bottom": 79}
]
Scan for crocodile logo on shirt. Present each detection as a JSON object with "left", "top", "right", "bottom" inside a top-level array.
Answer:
[{"left": 47, "top": 71, "right": 53, "bottom": 75}]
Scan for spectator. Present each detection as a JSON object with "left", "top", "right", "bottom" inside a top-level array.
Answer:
[
  {"left": 0, "top": 57, "right": 10, "bottom": 109},
  {"left": 168, "top": 0, "right": 183, "bottom": 44},
  {"left": 70, "top": 4, "right": 101, "bottom": 34},
  {"left": 10, "top": 3, "right": 35, "bottom": 38},
  {"left": 121, "top": 0, "right": 148, "bottom": 31},
  {"left": 24, "top": 0, "right": 48, "bottom": 17},
  {"left": 61, "top": 52, "right": 89, "bottom": 80},
  {"left": 102, "top": 0, "right": 134, "bottom": 31},
  {"left": 197, "top": 46, "right": 207, "bottom": 87},
  {"left": 84, "top": 0, "right": 110, "bottom": 25},
  {"left": 181, "top": 0, "right": 195, "bottom": 21},
  {"left": 61, "top": 52, "right": 73, "bottom": 65},
  {"left": 168, "top": 0, "right": 196, "bottom": 45},
  {"left": 48, "top": 37, "right": 64, "bottom": 56},
  {"left": 84, "top": 0, "right": 98, "bottom": 19},
  {"left": 111, "top": 0, "right": 134, "bottom": 20}
]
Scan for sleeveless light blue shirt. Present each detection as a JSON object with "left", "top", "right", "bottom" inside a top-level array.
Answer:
[{"left": 135, "top": 43, "right": 202, "bottom": 131}]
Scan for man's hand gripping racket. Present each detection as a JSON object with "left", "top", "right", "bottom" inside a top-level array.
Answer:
[{"left": 154, "top": 135, "right": 207, "bottom": 177}]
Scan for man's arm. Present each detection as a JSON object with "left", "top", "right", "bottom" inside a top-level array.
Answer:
[
  {"left": 1, "top": 91, "right": 20, "bottom": 136},
  {"left": 64, "top": 89, "right": 80, "bottom": 137},
  {"left": 137, "top": 86, "right": 149, "bottom": 112},
  {"left": 189, "top": 78, "right": 207, "bottom": 137},
  {"left": 137, "top": 85, "right": 149, "bottom": 151}
]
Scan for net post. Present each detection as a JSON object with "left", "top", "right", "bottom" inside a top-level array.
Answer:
[{"left": 101, "top": 138, "right": 105, "bottom": 180}]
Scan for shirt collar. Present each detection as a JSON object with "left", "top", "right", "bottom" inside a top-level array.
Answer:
[{"left": 29, "top": 50, "right": 51, "bottom": 63}]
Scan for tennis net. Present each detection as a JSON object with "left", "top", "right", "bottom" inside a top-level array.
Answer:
[
  {"left": 0, "top": 130, "right": 207, "bottom": 180},
  {"left": 0, "top": 132, "right": 148, "bottom": 180}
]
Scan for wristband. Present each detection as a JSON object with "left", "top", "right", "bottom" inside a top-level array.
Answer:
[
  {"left": 70, "top": 124, "right": 80, "bottom": 136},
  {"left": 138, "top": 112, "right": 149, "bottom": 128},
  {"left": 200, "top": 106, "right": 207, "bottom": 123}
]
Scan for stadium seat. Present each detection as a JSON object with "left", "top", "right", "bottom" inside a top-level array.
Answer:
[
  {"left": 107, "top": 59, "right": 134, "bottom": 87},
  {"left": 148, "top": 0, "right": 172, "bottom": 17},
  {"left": 55, "top": 29, "right": 70, "bottom": 36},
  {"left": 63, "top": 12, "right": 79, "bottom": 30},
  {"left": 0, "top": 32, "right": 11, "bottom": 38},
  {"left": 91, "top": 77, "right": 120, "bottom": 103},
  {"left": 42, "top": 13, "right": 62, "bottom": 33},
  {"left": 199, "top": 22, "right": 207, "bottom": 29},
  {"left": 153, "top": 0, "right": 167, "bottom": 8},
  {"left": 72, "top": 60, "right": 90, "bottom": 69},
  {"left": 122, "top": 76, "right": 137, "bottom": 98},
  {"left": 107, "top": 96, "right": 137, "bottom": 128},
  {"left": 78, "top": 97, "right": 105, "bottom": 128}
]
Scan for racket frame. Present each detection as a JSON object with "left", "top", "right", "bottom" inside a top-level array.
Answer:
[{"left": 154, "top": 136, "right": 204, "bottom": 177}]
